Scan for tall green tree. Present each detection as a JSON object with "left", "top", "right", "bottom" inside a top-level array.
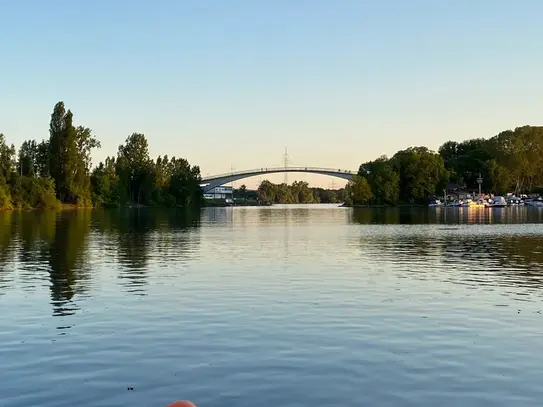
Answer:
[
  {"left": 359, "top": 156, "right": 400, "bottom": 204},
  {"left": 116, "top": 132, "right": 152, "bottom": 204},
  {"left": 0, "top": 133, "right": 16, "bottom": 181},
  {"left": 90, "top": 156, "right": 120, "bottom": 207},
  {"left": 168, "top": 157, "right": 203, "bottom": 206},
  {"left": 439, "top": 126, "right": 543, "bottom": 195},
  {"left": 346, "top": 175, "right": 372, "bottom": 205},
  {"left": 0, "top": 101, "right": 203, "bottom": 211},
  {"left": 48, "top": 101, "right": 96, "bottom": 204},
  {"left": 391, "top": 147, "right": 449, "bottom": 203},
  {"left": 36, "top": 140, "right": 50, "bottom": 178},
  {"left": 257, "top": 180, "right": 277, "bottom": 203},
  {"left": 18, "top": 140, "right": 39, "bottom": 177}
]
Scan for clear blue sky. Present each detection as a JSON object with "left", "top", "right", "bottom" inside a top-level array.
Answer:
[{"left": 1, "top": 0, "right": 542, "bottom": 187}]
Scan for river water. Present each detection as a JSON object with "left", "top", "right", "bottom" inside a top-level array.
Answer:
[{"left": 1, "top": 205, "right": 543, "bottom": 407}]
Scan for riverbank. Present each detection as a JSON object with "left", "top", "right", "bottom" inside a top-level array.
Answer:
[
  {"left": 341, "top": 203, "right": 429, "bottom": 208},
  {"left": 204, "top": 201, "right": 273, "bottom": 207},
  {"left": 1, "top": 201, "right": 429, "bottom": 211}
]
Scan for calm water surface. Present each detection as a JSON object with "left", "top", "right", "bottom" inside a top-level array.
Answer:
[{"left": 1, "top": 205, "right": 543, "bottom": 407}]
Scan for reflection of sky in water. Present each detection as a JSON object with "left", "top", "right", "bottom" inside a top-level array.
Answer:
[{"left": 0, "top": 206, "right": 543, "bottom": 407}]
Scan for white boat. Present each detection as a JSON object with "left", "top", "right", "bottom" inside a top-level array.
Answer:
[
  {"left": 489, "top": 196, "right": 507, "bottom": 207},
  {"left": 507, "top": 196, "right": 523, "bottom": 206}
]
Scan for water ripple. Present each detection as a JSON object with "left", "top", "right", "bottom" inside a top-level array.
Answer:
[{"left": 1, "top": 207, "right": 543, "bottom": 406}]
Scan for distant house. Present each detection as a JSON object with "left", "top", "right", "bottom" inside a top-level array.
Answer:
[
  {"left": 203, "top": 186, "right": 234, "bottom": 203},
  {"left": 445, "top": 182, "right": 472, "bottom": 201}
]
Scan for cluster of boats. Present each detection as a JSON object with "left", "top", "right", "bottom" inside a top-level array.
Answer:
[{"left": 429, "top": 195, "right": 543, "bottom": 208}]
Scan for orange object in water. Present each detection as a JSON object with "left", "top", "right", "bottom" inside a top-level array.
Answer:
[{"left": 164, "top": 402, "right": 197, "bottom": 407}]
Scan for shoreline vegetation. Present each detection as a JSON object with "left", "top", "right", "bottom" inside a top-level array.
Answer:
[
  {"left": 338, "top": 125, "right": 543, "bottom": 207},
  {"left": 237, "top": 124, "right": 543, "bottom": 208},
  {"left": 0, "top": 101, "right": 203, "bottom": 212},
  {"left": 1, "top": 101, "right": 542, "bottom": 211}
]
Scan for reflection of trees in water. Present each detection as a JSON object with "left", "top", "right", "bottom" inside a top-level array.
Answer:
[
  {"left": 258, "top": 207, "right": 273, "bottom": 225},
  {"left": 351, "top": 208, "right": 401, "bottom": 224},
  {"left": 256, "top": 206, "right": 311, "bottom": 226},
  {"left": 351, "top": 207, "right": 543, "bottom": 225},
  {"left": 17, "top": 211, "right": 56, "bottom": 267},
  {"left": 93, "top": 209, "right": 201, "bottom": 295},
  {"left": 153, "top": 210, "right": 202, "bottom": 265},
  {"left": 442, "top": 235, "right": 543, "bottom": 290},
  {"left": 0, "top": 211, "right": 59, "bottom": 295},
  {"left": 111, "top": 209, "right": 152, "bottom": 294},
  {"left": 358, "top": 230, "right": 543, "bottom": 292},
  {"left": 202, "top": 207, "right": 233, "bottom": 224},
  {"left": 47, "top": 210, "right": 92, "bottom": 316},
  {"left": 288, "top": 207, "right": 310, "bottom": 224},
  {"left": 0, "top": 210, "right": 88, "bottom": 308},
  {"left": 1, "top": 208, "right": 201, "bottom": 309},
  {"left": 0, "top": 212, "right": 16, "bottom": 292}
]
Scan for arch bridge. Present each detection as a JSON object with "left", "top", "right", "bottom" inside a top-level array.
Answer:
[{"left": 200, "top": 166, "right": 357, "bottom": 193}]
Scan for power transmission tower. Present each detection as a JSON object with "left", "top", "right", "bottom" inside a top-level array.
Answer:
[{"left": 282, "top": 146, "right": 289, "bottom": 185}]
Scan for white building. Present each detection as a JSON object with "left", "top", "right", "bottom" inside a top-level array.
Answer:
[{"left": 203, "top": 186, "right": 233, "bottom": 203}]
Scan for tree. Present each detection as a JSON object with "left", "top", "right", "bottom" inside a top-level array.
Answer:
[
  {"left": 91, "top": 156, "right": 120, "bottom": 207},
  {"left": 238, "top": 184, "right": 247, "bottom": 198},
  {"left": 257, "top": 180, "right": 276, "bottom": 203},
  {"left": 36, "top": 140, "right": 50, "bottom": 177},
  {"left": 18, "top": 140, "right": 39, "bottom": 177},
  {"left": 47, "top": 101, "right": 95, "bottom": 204},
  {"left": 75, "top": 126, "right": 101, "bottom": 173},
  {"left": 116, "top": 133, "right": 152, "bottom": 204},
  {"left": 438, "top": 126, "right": 543, "bottom": 195},
  {"left": 360, "top": 156, "right": 400, "bottom": 205},
  {"left": 0, "top": 101, "right": 203, "bottom": 211},
  {"left": 168, "top": 157, "right": 203, "bottom": 206},
  {"left": 486, "top": 159, "right": 509, "bottom": 195},
  {"left": 347, "top": 175, "right": 372, "bottom": 205},
  {"left": 0, "top": 133, "right": 16, "bottom": 181},
  {"left": 391, "top": 147, "right": 449, "bottom": 203}
]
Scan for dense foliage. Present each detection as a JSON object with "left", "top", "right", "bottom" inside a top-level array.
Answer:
[
  {"left": 349, "top": 126, "right": 543, "bottom": 205},
  {"left": 256, "top": 180, "right": 347, "bottom": 204},
  {"left": 91, "top": 132, "right": 203, "bottom": 208},
  {"left": 2, "top": 102, "right": 540, "bottom": 210},
  {"left": 0, "top": 101, "right": 203, "bottom": 210},
  {"left": 438, "top": 126, "right": 543, "bottom": 195}
]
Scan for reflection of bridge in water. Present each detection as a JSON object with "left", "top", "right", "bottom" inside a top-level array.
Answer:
[{"left": 200, "top": 166, "right": 356, "bottom": 193}]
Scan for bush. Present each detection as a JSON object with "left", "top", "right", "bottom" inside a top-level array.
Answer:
[{"left": 0, "top": 183, "right": 12, "bottom": 210}]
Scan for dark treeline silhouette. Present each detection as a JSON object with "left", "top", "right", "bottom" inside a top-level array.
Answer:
[
  {"left": 346, "top": 125, "right": 543, "bottom": 206},
  {"left": 2, "top": 102, "right": 541, "bottom": 209},
  {"left": 256, "top": 180, "right": 347, "bottom": 204},
  {"left": 0, "top": 101, "right": 203, "bottom": 210}
]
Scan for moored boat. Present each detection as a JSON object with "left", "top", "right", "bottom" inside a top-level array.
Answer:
[
  {"left": 489, "top": 196, "right": 507, "bottom": 208},
  {"left": 524, "top": 197, "right": 543, "bottom": 207}
]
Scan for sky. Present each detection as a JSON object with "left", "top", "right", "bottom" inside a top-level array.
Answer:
[{"left": 1, "top": 0, "right": 542, "bottom": 188}]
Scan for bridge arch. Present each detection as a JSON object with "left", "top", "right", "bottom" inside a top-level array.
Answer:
[{"left": 200, "top": 166, "right": 356, "bottom": 193}]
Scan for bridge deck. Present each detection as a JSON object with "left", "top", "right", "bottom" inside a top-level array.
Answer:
[{"left": 202, "top": 166, "right": 356, "bottom": 181}]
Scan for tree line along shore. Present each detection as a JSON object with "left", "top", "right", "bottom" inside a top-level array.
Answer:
[
  {"left": 0, "top": 101, "right": 203, "bottom": 211},
  {"left": 340, "top": 125, "right": 543, "bottom": 206},
  {"left": 240, "top": 125, "right": 543, "bottom": 206},
  {"left": 1, "top": 101, "right": 541, "bottom": 210}
]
